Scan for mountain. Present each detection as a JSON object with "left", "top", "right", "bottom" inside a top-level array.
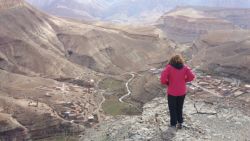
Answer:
[
  {"left": 26, "top": 0, "right": 250, "bottom": 23},
  {"left": 156, "top": 6, "right": 250, "bottom": 43},
  {"left": 0, "top": 0, "right": 94, "bottom": 78},
  {"left": 157, "top": 7, "right": 237, "bottom": 43},
  {"left": 0, "top": 0, "right": 174, "bottom": 139},
  {"left": 191, "top": 30, "right": 250, "bottom": 81},
  {"left": 55, "top": 22, "right": 174, "bottom": 74},
  {"left": 200, "top": 7, "right": 250, "bottom": 29},
  {"left": 25, "top": 0, "right": 171, "bottom": 23},
  {"left": 1, "top": 0, "right": 250, "bottom": 140},
  {"left": 0, "top": 0, "right": 172, "bottom": 77}
]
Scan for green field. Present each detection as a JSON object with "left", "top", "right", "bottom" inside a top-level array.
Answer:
[
  {"left": 99, "top": 78, "right": 124, "bottom": 91},
  {"left": 102, "top": 96, "right": 141, "bottom": 116}
]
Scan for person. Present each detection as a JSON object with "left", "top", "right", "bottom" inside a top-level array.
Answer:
[{"left": 160, "top": 54, "right": 195, "bottom": 129}]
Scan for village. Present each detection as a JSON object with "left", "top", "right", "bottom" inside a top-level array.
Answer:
[
  {"left": 55, "top": 79, "right": 101, "bottom": 127},
  {"left": 28, "top": 79, "right": 101, "bottom": 127},
  {"left": 190, "top": 71, "right": 250, "bottom": 98},
  {"left": 150, "top": 68, "right": 250, "bottom": 99}
]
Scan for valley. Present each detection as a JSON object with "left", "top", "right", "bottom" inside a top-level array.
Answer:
[
  {"left": 81, "top": 69, "right": 250, "bottom": 141},
  {"left": 0, "top": 0, "right": 173, "bottom": 140},
  {"left": 0, "top": 0, "right": 250, "bottom": 140}
]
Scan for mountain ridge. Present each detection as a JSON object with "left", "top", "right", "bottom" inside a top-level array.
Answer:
[{"left": 26, "top": 0, "right": 250, "bottom": 23}]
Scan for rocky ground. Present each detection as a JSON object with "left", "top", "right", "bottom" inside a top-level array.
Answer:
[{"left": 81, "top": 81, "right": 250, "bottom": 141}]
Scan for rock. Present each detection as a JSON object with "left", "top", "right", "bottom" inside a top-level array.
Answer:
[
  {"left": 245, "top": 84, "right": 250, "bottom": 88},
  {"left": 198, "top": 82, "right": 210, "bottom": 86},
  {"left": 234, "top": 91, "right": 244, "bottom": 96}
]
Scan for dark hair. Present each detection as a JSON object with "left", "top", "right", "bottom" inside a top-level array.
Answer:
[{"left": 169, "top": 54, "right": 184, "bottom": 65}]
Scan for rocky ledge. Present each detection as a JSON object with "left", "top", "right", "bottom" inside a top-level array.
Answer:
[{"left": 81, "top": 91, "right": 250, "bottom": 141}]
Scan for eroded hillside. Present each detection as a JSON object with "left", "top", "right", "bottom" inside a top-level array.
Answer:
[
  {"left": 191, "top": 30, "right": 250, "bottom": 81},
  {"left": 157, "top": 7, "right": 250, "bottom": 43}
]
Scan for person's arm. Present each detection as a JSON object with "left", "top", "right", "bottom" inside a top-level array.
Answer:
[
  {"left": 185, "top": 66, "right": 195, "bottom": 82},
  {"left": 161, "top": 65, "right": 170, "bottom": 85}
]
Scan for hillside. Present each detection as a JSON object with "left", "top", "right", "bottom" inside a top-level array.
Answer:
[
  {"left": 191, "top": 30, "right": 250, "bottom": 81},
  {"left": 156, "top": 7, "right": 237, "bottom": 43},
  {"left": 201, "top": 8, "right": 250, "bottom": 29},
  {"left": 53, "top": 19, "right": 173, "bottom": 74},
  {"left": 0, "top": 0, "right": 94, "bottom": 79}
]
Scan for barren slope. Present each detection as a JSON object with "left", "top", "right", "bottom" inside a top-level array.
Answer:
[
  {"left": 197, "top": 7, "right": 250, "bottom": 29},
  {"left": 40, "top": 13, "right": 174, "bottom": 74},
  {"left": 157, "top": 7, "right": 237, "bottom": 43},
  {"left": 191, "top": 30, "right": 250, "bottom": 81},
  {"left": 0, "top": 1, "right": 94, "bottom": 79}
]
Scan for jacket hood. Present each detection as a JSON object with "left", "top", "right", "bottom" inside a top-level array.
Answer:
[{"left": 170, "top": 63, "right": 184, "bottom": 70}]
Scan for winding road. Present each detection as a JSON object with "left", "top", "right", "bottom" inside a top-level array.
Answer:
[
  {"left": 94, "top": 72, "right": 136, "bottom": 113},
  {"left": 119, "top": 73, "right": 135, "bottom": 103}
]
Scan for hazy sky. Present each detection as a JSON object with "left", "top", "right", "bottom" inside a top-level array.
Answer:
[{"left": 27, "top": 0, "right": 250, "bottom": 10}]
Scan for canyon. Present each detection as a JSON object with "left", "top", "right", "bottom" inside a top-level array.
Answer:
[
  {"left": 0, "top": 0, "right": 173, "bottom": 140},
  {"left": 0, "top": 0, "right": 250, "bottom": 140}
]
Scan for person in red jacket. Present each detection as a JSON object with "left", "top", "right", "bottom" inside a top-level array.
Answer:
[{"left": 161, "top": 54, "right": 195, "bottom": 129}]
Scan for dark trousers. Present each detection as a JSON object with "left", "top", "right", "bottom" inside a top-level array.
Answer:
[{"left": 168, "top": 95, "right": 185, "bottom": 126}]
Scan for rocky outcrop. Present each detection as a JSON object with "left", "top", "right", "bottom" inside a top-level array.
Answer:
[
  {"left": 81, "top": 92, "right": 250, "bottom": 141},
  {"left": 129, "top": 72, "right": 165, "bottom": 105}
]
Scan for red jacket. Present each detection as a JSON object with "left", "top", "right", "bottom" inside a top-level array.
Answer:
[{"left": 160, "top": 64, "right": 195, "bottom": 96}]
